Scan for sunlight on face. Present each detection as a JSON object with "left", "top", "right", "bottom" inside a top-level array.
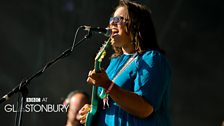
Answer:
[{"left": 110, "top": 7, "right": 132, "bottom": 49}]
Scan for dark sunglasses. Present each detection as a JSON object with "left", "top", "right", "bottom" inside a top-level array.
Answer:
[{"left": 109, "top": 16, "right": 125, "bottom": 24}]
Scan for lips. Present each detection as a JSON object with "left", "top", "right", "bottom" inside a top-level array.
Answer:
[{"left": 112, "top": 28, "right": 119, "bottom": 37}]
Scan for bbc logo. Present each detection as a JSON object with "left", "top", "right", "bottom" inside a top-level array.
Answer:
[{"left": 26, "top": 97, "right": 41, "bottom": 103}]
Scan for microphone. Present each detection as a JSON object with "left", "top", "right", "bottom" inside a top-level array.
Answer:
[{"left": 81, "top": 25, "right": 111, "bottom": 37}]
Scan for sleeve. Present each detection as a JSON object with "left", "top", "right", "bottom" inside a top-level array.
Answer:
[{"left": 134, "top": 51, "right": 170, "bottom": 111}]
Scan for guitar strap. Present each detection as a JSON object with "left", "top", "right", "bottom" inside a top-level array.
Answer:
[
  {"left": 99, "top": 52, "right": 138, "bottom": 109},
  {"left": 112, "top": 52, "right": 138, "bottom": 81}
]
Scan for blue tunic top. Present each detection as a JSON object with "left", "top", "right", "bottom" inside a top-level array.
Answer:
[{"left": 96, "top": 50, "right": 171, "bottom": 126}]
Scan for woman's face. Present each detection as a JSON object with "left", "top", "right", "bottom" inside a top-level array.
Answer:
[{"left": 109, "top": 6, "right": 132, "bottom": 48}]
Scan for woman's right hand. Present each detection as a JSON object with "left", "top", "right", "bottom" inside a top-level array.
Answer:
[{"left": 76, "top": 104, "right": 91, "bottom": 124}]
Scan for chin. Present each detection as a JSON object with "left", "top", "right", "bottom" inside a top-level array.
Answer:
[{"left": 111, "top": 42, "right": 118, "bottom": 47}]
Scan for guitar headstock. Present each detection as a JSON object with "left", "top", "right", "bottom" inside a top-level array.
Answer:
[
  {"left": 95, "top": 38, "right": 111, "bottom": 63},
  {"left": 94, "top": 38, "right": 111, "bottom": 72}
]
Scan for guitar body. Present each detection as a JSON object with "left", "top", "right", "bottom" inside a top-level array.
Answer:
[{"left": 85, "top": 38, "right": 111, "bottom": 126}]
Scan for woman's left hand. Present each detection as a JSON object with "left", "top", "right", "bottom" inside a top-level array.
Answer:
[{"left": 87, "top": 68, "right": 111, "bottom": 88}]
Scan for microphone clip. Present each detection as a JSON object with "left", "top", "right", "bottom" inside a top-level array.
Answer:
[{"left": 81, "top": 25, "right": 111, "bottom": 37}]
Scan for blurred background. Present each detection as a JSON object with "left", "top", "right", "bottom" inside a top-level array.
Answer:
[{"left": 0, "top": 0, "right": 223, "bottom": 126}]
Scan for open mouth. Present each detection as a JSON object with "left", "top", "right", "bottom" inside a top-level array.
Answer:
[{"left": 112, "top": 29, "right": 119, "bottom": 37}]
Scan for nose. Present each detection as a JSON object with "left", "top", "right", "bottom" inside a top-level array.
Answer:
[{"left": 109, "top": 21, "right": 118, "bottom": 29}]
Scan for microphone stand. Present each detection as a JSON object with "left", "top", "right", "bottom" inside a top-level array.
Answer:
[{"left": 0, "top": 26, "right": 92, "bottom": 126}]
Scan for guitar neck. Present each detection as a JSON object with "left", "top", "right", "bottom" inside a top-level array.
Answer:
[
  {"left": 85, "top": 38, "right": 111, "bottom": 126},
  {"left": 94, "top": 61, "right": 101, "bottom": 72}
]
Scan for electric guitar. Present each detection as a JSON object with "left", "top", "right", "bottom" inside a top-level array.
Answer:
[{"left": 85, "top": 38, "right": 111, "bottom": 126}]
